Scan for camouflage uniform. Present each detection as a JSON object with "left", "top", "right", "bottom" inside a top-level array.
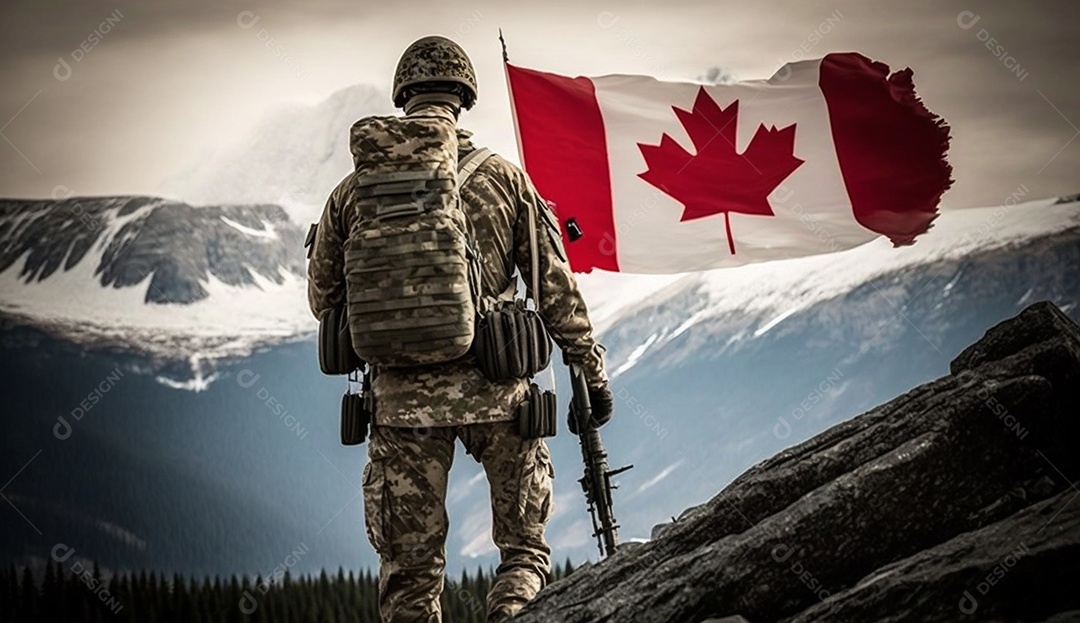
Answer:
[
  {"left": 363, "top": 422, "right": 554, "bottom": 623},
  {"left": 307, "top": 102, "right": 606, "bottom": 622}
]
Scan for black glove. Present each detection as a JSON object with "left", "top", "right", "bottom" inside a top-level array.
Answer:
[{"left": 568, "top": 383, "right": 614, "bottom": 435}]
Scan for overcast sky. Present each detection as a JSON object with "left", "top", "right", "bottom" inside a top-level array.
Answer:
[{"left": 1, "top": 0, "right": 1077, "bottom": 209}]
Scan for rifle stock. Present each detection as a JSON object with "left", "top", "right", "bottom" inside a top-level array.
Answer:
[{"left": 569, "top": 364, "right": 632, "bottom": 558}]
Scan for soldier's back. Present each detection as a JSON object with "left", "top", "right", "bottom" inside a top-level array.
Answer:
[{"left": 370, "top": 137, "right": 534, "bottom": 428}]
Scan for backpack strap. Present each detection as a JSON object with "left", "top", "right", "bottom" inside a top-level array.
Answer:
[
  {"left": 458, "top": 147, "right": 492, "bottom": 187},
  {"left": 457, "top": 147, "right": 492, "bottom": 310},
  {"left": 525, "top": 199, "right": 541, "bottom": 309},
  {"left": 455, "top": 148, "right": 541, "bottom": 309}
]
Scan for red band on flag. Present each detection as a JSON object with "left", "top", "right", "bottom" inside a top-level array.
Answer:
[
  {"left": 506, "top": 64, "right": 618, "bottom": 272},
  {"left": 819, "top": 52, "right": 953, "bottom": 246}
]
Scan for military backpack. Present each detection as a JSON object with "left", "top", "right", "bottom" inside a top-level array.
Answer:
[{"left": 343, "top": 109, "right": 487, "bottom": 367}]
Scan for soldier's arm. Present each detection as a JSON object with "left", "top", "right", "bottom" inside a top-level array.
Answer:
[
  {"left": 511, "top": 167, "right": 608, "bottom": 387},
  {"left": 306, "top": 181, "right": 349, "bottom": 319}
]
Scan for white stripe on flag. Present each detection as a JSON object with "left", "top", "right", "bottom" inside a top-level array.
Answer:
[{"left": 593, "top": 59, "right": 875, "bottom": 273}]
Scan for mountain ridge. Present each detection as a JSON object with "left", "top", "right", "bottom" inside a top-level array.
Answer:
[
  {"left": 0, "top": 195, "right": 311, "bottom": 367},
  {"left": 1, "top": 194, "right": 1076, "bottom": 383}
]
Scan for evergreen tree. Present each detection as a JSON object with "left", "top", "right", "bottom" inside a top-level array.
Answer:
[
  {"left": 150, "top": 570, "right": 165, "bottom": 620},
  {"left": 58, "top": 562, "right": 74, "bottom": 622},
  {"left": 107, "top": 574, "right": 127, "bottom": 622},
  {"left": 0, "top": 562, "right": 590, "bottom": 622},
  {"left": 170, "top": 571, "right": 184, "bottom": 623},
  {"left": 20, "top": 566, "right": 38, "bottom": 621},
  {"left": 41, "top": 558, "right": 59, "bottom": 621},
  {"left": 1, "top": 564, "right": 14, "bottom": 621}
]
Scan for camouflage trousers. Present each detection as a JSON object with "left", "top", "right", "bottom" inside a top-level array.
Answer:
[{"left": 362, "top": 420, "right": 554, "bottom": 623}]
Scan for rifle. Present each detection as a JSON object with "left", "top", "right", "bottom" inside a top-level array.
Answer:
[{"left": 569, "top": 363, "right": 633, "bottom": 558}]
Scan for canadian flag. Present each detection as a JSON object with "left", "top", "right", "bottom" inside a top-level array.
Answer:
[{"left": 506, "top": 52, "right": 953, "bottom": 273}]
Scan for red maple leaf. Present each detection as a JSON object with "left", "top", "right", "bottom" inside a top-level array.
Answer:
[{"left": 638, "top": 87, "right": 804, "bottom": 254}]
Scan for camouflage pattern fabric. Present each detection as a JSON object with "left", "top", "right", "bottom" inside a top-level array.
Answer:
[
  {"left": 363, "top": 421, "right": 554, "bottom": 623},
  {"left": 344, "top": 109, "right": 475, "bottom": 367},
  {"left": 392, "top": 36, "right": 477, "bottom": 109},
  {"left": 308, "top": 102, "right": 608, "bottom": 428}
]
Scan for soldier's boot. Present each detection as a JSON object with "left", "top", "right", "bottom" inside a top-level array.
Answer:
[
  {"left": 459, "top": 421, "right": 555, "bottom": 623},
  {"left": 364, "top": 425, "right": 457, "bottom": 623},
  {"left": 486, "top": 567, "right": 545, "bottom": 623}
]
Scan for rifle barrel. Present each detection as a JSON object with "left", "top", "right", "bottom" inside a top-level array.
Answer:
[{"left": 568, "top": 364, "right": 626, "bottom": 558}]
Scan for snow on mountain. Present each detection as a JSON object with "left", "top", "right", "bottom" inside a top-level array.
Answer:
[
  {"left": 591, "top": 195, "right": 1080, "bottom": 376},
  {"left": 0, "top": 83, "right": 396, "bottom": 380},
  {"left": 158, "top": 84, "right": 395, "bottom": 223},
  {"left": 0, "top": 196, "right": 312, "bottom": 372}
]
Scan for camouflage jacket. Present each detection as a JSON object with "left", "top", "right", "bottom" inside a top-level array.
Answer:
[{"left": 307, "top": 103, "right": 607, "bottom": 427}]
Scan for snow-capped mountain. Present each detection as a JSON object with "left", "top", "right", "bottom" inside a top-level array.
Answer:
[
  {"left": 158, "top": 84, "right": 395, "bottom": 223},
  {"left": 0, "top": 196, "right": 312, "bottom": 377},
  {"left": 594, "top": 195, "right": 1080, "bottom": 379},
  {"left": 2, "top": 92, "right": 393, "bottom": 380}
]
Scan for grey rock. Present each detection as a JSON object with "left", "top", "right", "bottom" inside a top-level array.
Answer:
[
  {"left": 0, "top": 196, "right": 305, "bottom": 304},
  {"left": 780, "top": 486, "right": 1080, "bottom": 623},
  {"left": 1037, "top": 611, "right": 1080, "bottom": 623},
  {"left": 515, "top": 302, "right": 1080, "bottom": 623},
  {"left": 951, "top": 300, "right": 1080, "bottom": 376}
]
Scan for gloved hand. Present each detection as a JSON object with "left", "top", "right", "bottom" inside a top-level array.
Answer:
[{"left": 568, "top": 383, "right": 614, "bottom": 435}]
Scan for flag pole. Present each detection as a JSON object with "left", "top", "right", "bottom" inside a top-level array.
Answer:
[{"left": 501, "top": 29, "right": 528, "bottom": 170}]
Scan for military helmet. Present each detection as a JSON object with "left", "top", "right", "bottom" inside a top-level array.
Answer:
[{"left": 392, "top": 36, "right": 477, "bottom": 110}]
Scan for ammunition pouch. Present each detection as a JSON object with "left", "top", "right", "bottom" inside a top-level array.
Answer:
[
  {"left": 341, "top": 368, "right": 374, "bottom": 446},
  {"left": 472, "top": 299, "right": 552, "bottom": 381},
  {"left": 319, "top": 305, "right": 363, "bottom": 375},
  {"left": 341, "top": 393, "right": 370, "bottom": 445},
  {"left": 516, "top": 383, "right": 557, "bottom": 439},
  {"left": 470, "top": 182, "right": 557, "bottom": 382}
]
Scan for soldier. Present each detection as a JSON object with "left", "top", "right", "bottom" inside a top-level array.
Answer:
[{"left": 308, "top": 36, "right": 613, "bottom": 623}]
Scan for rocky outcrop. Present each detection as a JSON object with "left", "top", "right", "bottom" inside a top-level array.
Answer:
[
  {"left": 517, "top": 302, "right": 1080, "bottom": 623},
  {"left": 0, "top": 196, "right": 305, "bottom": 304}
]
